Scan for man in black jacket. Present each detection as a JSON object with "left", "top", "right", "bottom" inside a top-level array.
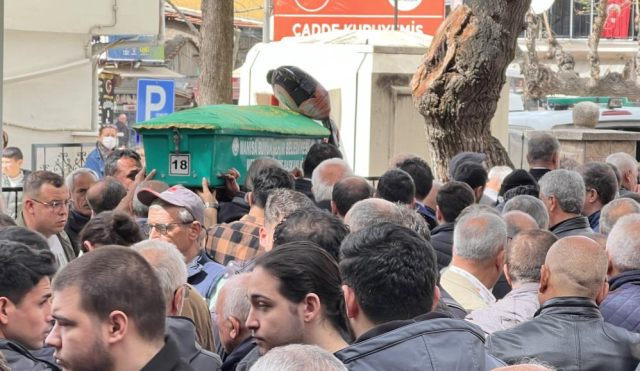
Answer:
[
  {"left": 526, "top": 133, "right": 559, "bottom": 182},
  {"left": 486, "top": 236, "right": 640, "bottom": 370},
  {"left": 431, "top": 181, "right": 476, "bottom": 270},
  {"left": 0, "top": 241, "right": 59, "bottom": 371},
  {"left": 46, "top": 246, "right": 193, "bottom": 371},
  {"left": 335, "top": 223, "right": 504, "bottom": 370},
  {"left": 539, "top": 170, "right": 593, "bottom": 238}
]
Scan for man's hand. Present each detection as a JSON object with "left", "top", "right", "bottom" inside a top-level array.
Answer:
[
  {"left": 116, "top": 167, "right": 156, "bottom": 215},
  {"left": 223, "top": 168, "right": 241, "bottom": 198},
  {"left": 197, "top": 177, "right": 218, "bottom": 203},
  {"left": 290, "top": 167, "right": 304, "bottom": 180}
]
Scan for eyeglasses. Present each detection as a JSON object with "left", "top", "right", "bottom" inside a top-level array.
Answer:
[
  {"left": 31, "top": 199, "right": 71, "bottom": 212},
  {"left": 141, "top": 222, "right": 191, "bottom": 236}
]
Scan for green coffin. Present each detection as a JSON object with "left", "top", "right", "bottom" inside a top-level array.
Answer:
[{"left": 134, "top": 105, "right": 330, "bottom": 187}]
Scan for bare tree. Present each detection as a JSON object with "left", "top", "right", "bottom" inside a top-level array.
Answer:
[
  {"left": 411, "top": 0, "right": 525, "bottom": 180},
  {"left": 524, "top": 0, "right": 640, "bottom": 99},
  {"left": 198, "top": 0, "right": 234, "bottom": 105}
]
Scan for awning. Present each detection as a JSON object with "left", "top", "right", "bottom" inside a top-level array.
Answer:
[{"left": 101, "top": 66, "right": 185, "bottom": 79}]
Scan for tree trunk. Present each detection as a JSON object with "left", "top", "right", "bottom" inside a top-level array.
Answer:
[
  {"left": 198, "top": 0, "right": 234, "bottom": 106},
  {"left": 411, "top": 0, "right": 525, "bottom": 181},
  {"left": 587, "top": 0, "right": 609, "bottom": 85}
]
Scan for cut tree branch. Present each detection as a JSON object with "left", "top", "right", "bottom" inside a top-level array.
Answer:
[{"left": 588, "top": 0, "right": 609, "bottom": 85}]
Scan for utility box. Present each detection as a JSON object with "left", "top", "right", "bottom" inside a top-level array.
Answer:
[{"left": 134, "top": 105, "right": 329, "bottom": 187}]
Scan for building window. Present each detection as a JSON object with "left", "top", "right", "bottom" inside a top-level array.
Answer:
[{"left": 544, "top": 0, "right": 634, "bottom": 40}]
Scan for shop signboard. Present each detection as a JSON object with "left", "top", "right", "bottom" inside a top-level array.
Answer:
[
  {"left": 273, "top": 0, "right": 445, "bottom": 41},
  {"left": 107, "top": 35, "right": 165, "bottom": 61},
  {"left": 98, "top": 72, "right": 116, "bottom": 125}
]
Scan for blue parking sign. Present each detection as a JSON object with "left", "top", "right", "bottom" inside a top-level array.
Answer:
[{"left": 137, "top": 79, "right": 175, "bottom": 122}]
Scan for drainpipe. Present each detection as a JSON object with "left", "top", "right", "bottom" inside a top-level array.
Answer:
[{"left": 263, "top": 0, "right": 270, "bottom": 43}]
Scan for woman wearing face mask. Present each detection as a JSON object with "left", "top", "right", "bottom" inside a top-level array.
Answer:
[{"left": 85, "top": 124, "right": 118, "bottom": 179}]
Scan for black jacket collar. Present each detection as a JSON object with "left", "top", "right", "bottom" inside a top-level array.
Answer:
[
  {"left": 549, "top": 216, "right": 591, "bottom": 234},
  {"left": 222, "top": 336, "right": 256, "bottom": 371},
  {"left": 431, "top": 222, "right": 454, "bottom": 235},
  {"left": 140, "top": 336, "right": 191, "bottom": 371},
  {"left": 535, "top": 297, "right": 602, "bottom": 318},
  {"left": 355, "top": 312, "right": 451, "bottom": 344}
]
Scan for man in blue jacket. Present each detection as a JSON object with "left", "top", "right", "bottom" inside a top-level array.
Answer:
[
  {"left": 601, "top": 214, "right": 640, "bottom": 332},
  {"left": 335, "top": 223, "right": 504, "bottom": 370}
]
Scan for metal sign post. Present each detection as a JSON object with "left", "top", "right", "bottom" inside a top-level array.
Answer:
[
  {"left": 0, "top": 0, "right": 4, "bottom": 154},
  {"left": 394, "top": 0, "right": 399, "bottom": 30}
]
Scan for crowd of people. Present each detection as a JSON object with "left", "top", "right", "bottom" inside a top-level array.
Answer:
[{"left": 1, "top": 132, "right": 640, "bottom": 370}]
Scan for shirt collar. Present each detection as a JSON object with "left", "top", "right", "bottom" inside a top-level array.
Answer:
[{"left": 449, "top": 266, "right": 496, "bottom": 306}]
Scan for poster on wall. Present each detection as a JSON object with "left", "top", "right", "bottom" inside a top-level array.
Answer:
[{"left": 273, "top": 0, "right": 445, "bottom": 41}]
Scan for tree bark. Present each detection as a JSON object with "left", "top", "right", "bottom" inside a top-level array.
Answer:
[
  {"left": 198, "top": 0, "right": 234, "bottom": 106},
  {"left": 588, "top": 0, "right": 609, "bottom": 85},
  {"left": 411, "top": 0, "right": 525, "bottom": 181}
]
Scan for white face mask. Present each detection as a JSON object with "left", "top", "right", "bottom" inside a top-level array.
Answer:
[{"left": 102, "top": 136, "right": 117, "bottom": 150}]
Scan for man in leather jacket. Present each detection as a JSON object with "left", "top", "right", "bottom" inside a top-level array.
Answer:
[
  {"left": 486, "top": 236, "right": 640, "bottom": 370},
  {"left": 539, "top": 170, "right": 593, "bottom": 238}
]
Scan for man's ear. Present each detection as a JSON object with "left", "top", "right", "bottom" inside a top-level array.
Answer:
[
  {"left": 435, "top": 206, "right": 444, "bottom": 224},
  {"left": 539, "top": 265, "right": 550, "bottom": 295},
  {"left": 83, "top": 241, "right": 94, "bottom": 252},
  {"left": 106, "top": 311, "right": 129, "bottom": 345},
  {"left": 247, "top": 192, "right": 253, "bottom": 207},
  {"left": 302, "top": 293, "right": 321, "bottom": 323},
  {"left": 552, "top": 152, "right": 560, "bottom": 169},
  {"left": 228, "top": 316, "right": 241, "bottom": 340},
  {"left": 330, "top": 201, "right": 338, "bottom": 216},
  {"left": 259, "top": 226, "right": 270, "bottom": 251},
  {"left": 549, "top": 195, "right": 558, "bottom": 213},
  {"left": 504, "top": 264, "right": 513, "bottom": 286},
  {"left": 430, "top": 286, "right": 441, "bottom": 312},
  {"left": 596, "top": 281, "right": 610, "bottom": 306},
  {"left": 495, "top": 249, "right": 505, "bottom": 273},
  {"left": 24, "top": 199, "right": 35, "bottom": 214},
  {"left": 17, "top": 159, "right": 23, "bottom": 167},
  {"left": 343, "top": 285, "right": 359, "bottom": 319},
  {"left": 0, "top": 297, "right": 13, "bottom": 325},
  {"left": 189, "top": 222, "right": 202, "bottom": 241},
  {"left": 170, "top": 286, "right": 184, "bottom": 316},
  {"left": 586, "top": 189, "right": 598, "bottom": 204},
  {"left": 474, "top": 187, "right": 483, "bottom": 203},
  {"left": 606, "top": 250, "right": 615, "bottom": 279}
]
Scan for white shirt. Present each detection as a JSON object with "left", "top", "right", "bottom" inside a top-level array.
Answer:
[
  {"left": 47, "top": 235, "right": 68, "bottom": 267},
  {"left": 8, "top": 172, "right": 24, "bottom": 187},
  {"left": 449, "top": 266, "right": 496, "bottom": 306}
]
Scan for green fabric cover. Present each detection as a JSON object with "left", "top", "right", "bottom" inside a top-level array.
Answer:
[{"left": 134, "top": 104, "right": 330, "bottom": 136}]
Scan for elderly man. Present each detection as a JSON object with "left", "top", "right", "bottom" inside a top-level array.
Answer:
[
  {"left": 133, "top": 240, "right": 222, "bottom": 371},
  {"left": 576, "top": 162, "right": 618, "bottom": 232},
  {"left": 486, "top": 236, "right": 640, "bottom": 370},
  {"left": 607, "top": 152, "right": 639, "bottom": 196},
  {"left": 19, "top": 171, "right": 75, "bottom": 265},
  {"left": 105, "top": 149, "right": 142, "bottom": 189},
  {"left": 466, "top": 229, "right": 558, "bottom": 334},
  {"left": 0, "top": 242, "right": 59, "bottom": 370},
  {"left": 503, "top": 195, "right": 550, "bottom": 230},
  {"left": 214, "top": 274, "right": 256, "bottom": 371},
  {"left": 539, "top": 170, "right": 592, "bottom": 238},
  {"left": 46, "top": 246, "right": 192, "bottom": 371},
  {"left": 600, "top": 198, "right": 640, "bottom": 235},
  {"left": 330, "top": 176, "right": 372, "bottom": 219},
  {"left": 298, "top": 143, "right": 342, "bottom": 200},
  {"left": 133, "top": 180, "right": 170, "bottom": 226},
  {"left": 259, "top": 188, "right": 316, "bottom": 252},
  {"left": 344, "top": 198, "right": 404, "bottom": 232},
  {"left": 138, "top": 185, "right": 225, "bottom": 307},
  {"left": 251, "top": 344, "right": 346, "bottom": 371},
  {"left": 485, "top": 166, "right": 513, "bottom": 205},
  {"left": 311, "top": 158, "right": 353, "bottom": 211},
  {"left": 503, "top": 211, "right": 538, "bottom": 241},
  {"left": 441, "top": 212, "right": 507, "bottom": 313},
  {"left": 431, "top": 181, "right": 476, "bottom": 270},
  {"left": 64, "top": 168, "right": 99, "bottom": 248},
  {"left": 526, "top": 133, "right": 560, "bottom": 182},
  {"left": 600, "top": 214, "right": 640, "bottom": 331}
]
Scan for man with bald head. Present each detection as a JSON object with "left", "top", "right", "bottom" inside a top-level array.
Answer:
[
  {"left": 312, "top": 158, "right": 353, "bottom": 211},
  {"left": 600, "top": 198, "right": 640, "bottom": 235},
  {"left": 467, "top": 229, "right": 558, "bottom": 334},
  {"left": 486, "top": 236, "right": 640, "bottom": 370},
  {"left": 331, "top": 176, "right": 372, "bottom": 219},
  {"left": 600, "top": 214, "right": 640, "bottom": 332}
]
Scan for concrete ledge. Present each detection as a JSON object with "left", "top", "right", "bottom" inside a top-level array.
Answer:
[{"left": 524, "top": 129, "right": 640, "bottom": 141}]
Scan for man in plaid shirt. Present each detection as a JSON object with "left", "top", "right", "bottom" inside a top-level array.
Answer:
[{"left": 206, "top": 166, "right": 295, "bottom": 266}]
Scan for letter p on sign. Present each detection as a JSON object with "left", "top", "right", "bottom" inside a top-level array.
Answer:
[{"left": 136, "top": 79, "right": 175, "bottom": 123}]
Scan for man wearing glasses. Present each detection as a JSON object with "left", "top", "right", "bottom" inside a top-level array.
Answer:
[
  {"left": 137, "top": 185, "right": 226, "bottom": 308},
  {"left": 18, "top": 171, "right": 75, "bottom": 265}
]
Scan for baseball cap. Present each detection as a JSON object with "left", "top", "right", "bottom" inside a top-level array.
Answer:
[
  {"left": 449, "top": 152, "right": 487, "bottom": 177},
  {"left": 137, "top": 185, "right": 204, "bottom": 225}
]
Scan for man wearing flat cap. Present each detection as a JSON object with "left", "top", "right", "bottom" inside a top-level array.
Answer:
[{"left": 137, "top": 185, "right": 225, "bottom": 306}]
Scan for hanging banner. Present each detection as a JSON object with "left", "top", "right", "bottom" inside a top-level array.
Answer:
[
  {"left": 98, "top": 73, "right": 116, "bottom": 126},
  {"left": 273, "top": 0, "right": 445, "bottom": 41}
]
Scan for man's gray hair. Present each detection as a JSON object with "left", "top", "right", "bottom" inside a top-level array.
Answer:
[
  {"left": 249, "top": 344, "right": 347, "bottom": 371},
  {"left": 344, "top": 198, "right": 403, "bottom": 233},
  {"left": 221, "top": 274, "right": 251, "bottom": 323},
  {"left": 600, "top": 198, "right": 640, "bottom": 235},
  {"left": 607, "top": 214, "right": 640, "bottom": 272},
  {"left": 65, "top": 168, "right": 99, "bottom": 192},
  {"left": 264, "top": 189, "right": 316, "bottom": 228},
  {"left": 150, "top": 199, "right": 195, "bottom": 224},
  {"left": 606, "top": 152, "right": 638, "bottom": 176},
  {"left": 527, "top": 133, "right": 559, "bottom": 164},
  {"left": 133, "top": 180, "right": 170, "bottom": 218},
  {"left": 453, "top": 212, "right": 507, "bottom": 261},
  {"left": 131, "top": 240, "right": 187, "bottom": 305},
  {"left": 503, "top": 195, "right": 550, "bottom": 230},
  {"left": 503, "top": 211, "right": 538, "bottom": 239},
  {"left": 311, "top": 158, "right": 353, "bottom": 202},
  {"left": 396, "top": 203, "right": 430, "bottom": 241},
  {"left": 488, "top": 166, "right": 513, "bottom": 183},
  {"left": 538, "top": 170, "right": 585, "bottom": 214},
  {"left": 245, "top": 157, "right": 284, "bottom": 191}
]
